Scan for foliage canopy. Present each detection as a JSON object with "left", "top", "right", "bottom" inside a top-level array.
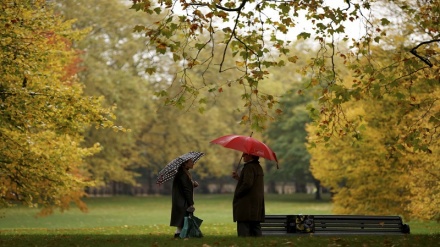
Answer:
[
  {"left": 130, "top": 0, "right": 439, "bottom": 150},
  {"left": 130, "top": 0, "right": 440, "bottom": 220},
  {"left": 0, "top": 0, "right": 118, "bottom": 215}
]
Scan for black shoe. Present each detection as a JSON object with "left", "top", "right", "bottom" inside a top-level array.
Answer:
[{"left": 174, "top": 233, "right": 180, "bottom": 238}]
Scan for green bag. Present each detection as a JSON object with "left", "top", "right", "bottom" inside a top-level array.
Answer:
[{"left": 179, "top": 213, "right": 203, "bottom": 238}]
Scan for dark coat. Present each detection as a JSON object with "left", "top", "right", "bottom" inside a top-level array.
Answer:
[
  {"left": 233, "top": 160, "right": 265, "bottom": 222},
  {"left": 170, "top": 167, "right": 194, "bottom": 227}
]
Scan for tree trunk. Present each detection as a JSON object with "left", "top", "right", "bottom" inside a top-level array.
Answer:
[
  {"left": 295, "top": 182, "right": 307, "bottom": 193},
  {"left": 147, "top": 169, "right": 156, "bottom": 194},
  {"left": 314, "top": 179, "right": 321, "bottom": 200},
  {"left": 265, "top": 164, "right": 276, "bottom": 193},
  {"left": 267, "top": 180, "right": 276, "bottom": 194}
]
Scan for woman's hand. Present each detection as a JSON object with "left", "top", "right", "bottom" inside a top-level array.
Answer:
[
  {"left": 193, "top": 181, "right": 199, "bottom": 188},
  {"left": 232, "top": 171, "right": 239, "bottom": 180},
  {"left": 187, "top": 205, "right": 195, "bottom": 212}
]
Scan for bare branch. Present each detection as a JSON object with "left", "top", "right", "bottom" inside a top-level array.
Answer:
[
  {"left": 188, "top": 0, "right": 248, "bottom": 12},
  {"left": 216, "top": 0, "right": 248, "bottom": 12},
  {"left": 410, "top": 39, "right": 440, "bottom": 67}
]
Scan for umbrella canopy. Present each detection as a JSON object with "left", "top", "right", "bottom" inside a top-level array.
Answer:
[
  {"left": 210, "top": 134, "right": 278, "bottom": 165},
  {"left": 156, "top": 151, "right": 204, "bottom": 185}
]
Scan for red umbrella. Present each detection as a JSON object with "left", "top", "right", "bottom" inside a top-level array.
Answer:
[{"left": 210, "top": 134, "right": 279, "bottom": 169}]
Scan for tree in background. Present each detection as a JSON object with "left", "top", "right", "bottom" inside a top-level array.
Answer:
[
  {"left": 307, "top": 38, "right": 440, "bottom": 220},
  {"left": 308, "top": 94, "right": 440, "bottom": 220},
  {"left": 54, "top": 0, "right": 159, "bottom": 192},
  {"left": 264, "top": 43, "right": 326, "bottom": 198},
  {"left": 308, "top": 96, "right": 411, "bottom": 217},
  {"left": 0, "top": 1, "right": 118, "bottom": 215},
  {"left": 129, "top": 0, "right": 439, "bottom": 220},
  {"left": 129, "top": 0, "right": 439, "bottom": 151},
  {"left": 266, "top": 87, "right": 316, "bottom": 196},
  {"left": 55, "top": 0, "right": 257, "bottom": 195}
]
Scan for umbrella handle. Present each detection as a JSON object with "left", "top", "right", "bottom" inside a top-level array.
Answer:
[{"left": 235, "top": 156, "right": 243, "bottom": 172}]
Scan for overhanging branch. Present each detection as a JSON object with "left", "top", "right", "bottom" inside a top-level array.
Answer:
[{"left": 410, "top": 39, "right": 440, "bottom": 68}]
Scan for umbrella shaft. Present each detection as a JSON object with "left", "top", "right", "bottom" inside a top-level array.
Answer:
[{"left": 236, "top": 156, "right": 243, "bottom": 172}]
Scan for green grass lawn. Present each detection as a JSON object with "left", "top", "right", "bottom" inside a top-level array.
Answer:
[
  {"left": 0, "top": 194, "right": 334, "bottom": 229},
  {"left": 0, "top": 193, "right": 439, "bottom": 247}
]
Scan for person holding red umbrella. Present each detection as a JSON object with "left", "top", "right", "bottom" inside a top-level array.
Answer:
[
  {"left": 210, "top": 133, "right": 277, "bottom": 237},
  {"left": 231, "top": 152, "right": 265, "bottom": 237}
]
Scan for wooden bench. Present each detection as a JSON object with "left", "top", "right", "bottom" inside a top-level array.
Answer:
[{"left": 262, "top": 215, "right": 410, "bottom": 235}]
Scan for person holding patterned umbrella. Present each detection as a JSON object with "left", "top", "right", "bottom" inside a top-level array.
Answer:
[{"left": 156, "top": 151, "right": 204, "bottom": 238}]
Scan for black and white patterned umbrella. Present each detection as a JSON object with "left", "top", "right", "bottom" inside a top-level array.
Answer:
[{"left": 156, "top": 151, "right": 204, "bottom": 185}]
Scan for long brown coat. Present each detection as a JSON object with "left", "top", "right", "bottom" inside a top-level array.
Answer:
[
  {"left": 233, "top": 160, "right": 265, "bottom": 222},
  {"left": 170, "top": 167, "right": 194, "bottom": 227}
]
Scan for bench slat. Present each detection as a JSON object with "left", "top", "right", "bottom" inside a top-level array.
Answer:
[
  {"left": 315, "top": 228, "right": 404, "bottom": 232},
  {"left": 313, "top": 215, "right": 402, "bottom": 219},
  {"left": 261, "top": 215, "right": 410, "bottom": 235},
  {"left": 314, "top": 219, "right": 402, "bottom": 223},
  {"left": 315, "top": 224, "right": 402, "bottom": 229},
  {"left": 263, "top": 220, "right": 288, "bottom": 223},
  {"left": 261, "top": 224, "right": 287, "bottom": 228},
  {"left": 262, "top": 228, "right": 288, "bottom": 231}
]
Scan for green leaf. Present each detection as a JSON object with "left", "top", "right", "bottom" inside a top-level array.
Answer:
[
  {"left": 154, "top": 90, "right": 168, "bottom": 97},
  {"left": 173, "top": 53, "right": 180, "bottom": 62},
  {"left": 145, "top": 67, "right": 156, "bottom": 75},
  {"left": 297, "top": 32, "right": 311, "bottom": 40},
  {"left": 222, "top": 27, "right": 232, "bottom": 33},
  {"left": 195, "top": 43, "right": 206, "bottom": 49},
  {"left": 428, "top": 116, "right": 439, "bottom": 124},
  {"left": 380, "top": 18, "right": 391, "bottom": 25},
  {"left": 133, "top": 25, "right": 145, "bottom": 32},
  {"left": 395, "top": 92, "right": 405, "bottom": 100},
  {"left": 153, "top": 7, "right": 161, "bottom": 14}
]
